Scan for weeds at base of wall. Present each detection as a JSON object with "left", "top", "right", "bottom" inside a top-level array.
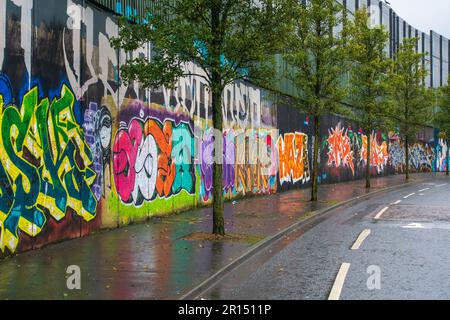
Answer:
[{"left": 298, "top": 211, "right": 319, "bottom": 222}]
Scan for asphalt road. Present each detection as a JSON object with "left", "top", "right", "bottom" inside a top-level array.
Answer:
[{"left": 200, "top": 176, "right": 450, "bottom": 300}]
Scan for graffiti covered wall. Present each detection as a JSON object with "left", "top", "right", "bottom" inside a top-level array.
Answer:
[
  {"left": 0, "top": 0, "right": 444, "bottom": 256},
  {"left": 388, "top": 129, "right": 436, "bottom": 174}
]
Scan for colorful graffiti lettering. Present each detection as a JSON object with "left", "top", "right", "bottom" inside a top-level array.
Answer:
[
  {"left": 0, "top": 84, "right": 97, "bottom": 253},
  {"left": 200, "top": 129, "right": 214, "bottom": 201},
  {"left": 436, "top": 138, "right": 448, "bottom": 172},
  {"left": 0, "top": 0, "right": 444, "bottom": 258},
  {"left": 389, "top": 139, "right": 434, "bottom": 173},
  {"left": 389, "top": 140, "right": 405, "bottom": 172},
  {"left": 235, "top": 162, "right": 275, "bottom": 195},
  {"left": 223, "top": 130, "right": 236, "bottom": 193},
  {"left": 200, "top": 129, "right": 276, "bottom": 201},
  {"left": 113, "top": 116, "right": 195, "bottom": 205},
  {"left": 409, "top": 143, "right": 434, "bottom": 172},
  {"left": 361, "top": 134, "right": 389, "bottom": 173},
  {"left": 235, "top": 130, "right": 276, "bottom": 195},
  {"left": 277, "top": 132, "right": 310, "bottom": 185},
  {"left": 235, "top": 130, "right": 277, "bottom": 195},
  {"left": 327, "top": 124, "right": 355, "bottom": 175}
]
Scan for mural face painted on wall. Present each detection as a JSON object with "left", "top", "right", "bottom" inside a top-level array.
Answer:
[
  {"left": 327, "top": 123, "right": 355, "bottom": 175},
  {"left": 83, "top": 103, "right": 113, "bottom": 200},
  {"left": 361, "top": 133, "right": 389, "bottom": 173},
  {"left": 97, "top": 107, "right": 113, "bottom": 193},
  {"left": 277, "top": 132, "right": 310, "bottom": 185},
  {"left": 0, "top": 81, "right": 97, "bottom": 253}
]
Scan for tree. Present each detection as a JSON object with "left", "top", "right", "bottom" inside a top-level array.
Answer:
[
  {"left": 284, "top": 0, "right": 348, "bottom": 201},
  {"left": 434, "top": 80, "right": 450, "bottom": 175},
  {"left": 346, "top": 8, "right": 391, "bottom": 188},
  {"left": 388, "top": 37, "right": 433, "bottom": 180},
  {"left": 111, "top": 0, "right": 294, "bottom": 235}
]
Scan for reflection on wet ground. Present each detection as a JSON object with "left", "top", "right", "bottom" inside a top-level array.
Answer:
[{"left": 0, "top": 173, "right": 436, "bottom": 299}]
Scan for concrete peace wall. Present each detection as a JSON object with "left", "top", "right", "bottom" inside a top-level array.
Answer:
[{"left": 0, "top": 0, "right": 442, "bottom": 257}]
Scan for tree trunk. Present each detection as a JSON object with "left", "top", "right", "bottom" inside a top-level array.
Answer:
[
  {"left": 311, "top": 115, "right": 320, "bottom": 202},
  {"left": 405, "top": 136, "right": 410, "bottom": 180},
  {"left": 447, "top": 139, "right": 449, "bottom": 176},
  {"left": 211, "top": 87, "right": 225, "bottom": 235},
  {"left": 365, "top": 131, "right": 371, "bottom": 189}
]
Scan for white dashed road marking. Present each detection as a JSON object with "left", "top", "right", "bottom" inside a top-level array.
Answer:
[
  {"left": 403, "top": 193, "right": 415, "bottom": 199},
  {"left": 351, "top": 229, "right": 371, "bottom": 250},
  {"left": 419, "top": 188, "right": 430, "bottom": 192},
  {"left": 402, "top": 223, "right": 426, "bottom": 229},
  {"left": 391, "top": 200, "right": 402, "bottom": 205},
  {"left": 328, "top": 263, "right": 351, "bottom": 300},
  {"left": 374, "top": 207, "right": 389, "bottom": 220}
]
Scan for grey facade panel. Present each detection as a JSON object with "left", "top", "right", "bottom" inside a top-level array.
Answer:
[{"left": 87, "top": 0, "right": 447, "bottom": 93}]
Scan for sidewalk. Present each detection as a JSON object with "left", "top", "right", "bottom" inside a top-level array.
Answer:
[{"left": 0, "top": 173, "right": 441, "bottom": 299}]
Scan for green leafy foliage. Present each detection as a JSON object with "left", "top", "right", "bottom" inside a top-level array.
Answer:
[
  {"left": 388, "top": 37, "right": 434, "bottom": 179},
  {"left": 284, "top": 0, "right": 348, "bottom": 117},
  {"left": 434, "top": 80, "right": 450, "bottom": 174},
  {"left": 435, "top": 81, "right": 450, "bottom": 139},
  {"left": 388, "top": 38, "right": 433, "bottom": 139},
  {"left": 346, "top": 8, "right": 391, "bottom": 130},
  {"left": 111, "top": 0, "right": 295, "bottom": 91},
  {"left": 283, "top": 0, "right": 348, "bottom": 201},
  {"left": 111, "top": 0, "right": 296, "bottom": 234},
  {"left": 346, "top": 7, "right": 391, "bottom": 187}
]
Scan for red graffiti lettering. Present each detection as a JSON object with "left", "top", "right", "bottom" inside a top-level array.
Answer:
[
  {"left": 144, "top": 119, "right": 175, "bottom": 198},
  {"left": 327, "top": 125, "right": 355, "bottom": 175},
  {"left": 113, "top": 119, "right": 142, "bottom": 202}
]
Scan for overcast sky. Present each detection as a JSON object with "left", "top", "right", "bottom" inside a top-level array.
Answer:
[{"left": 387, "top": 0, "right": 450, "bottom": 39}]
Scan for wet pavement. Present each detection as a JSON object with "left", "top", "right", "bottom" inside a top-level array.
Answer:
[
  {"left": 0, "top": 173, "right": 438, "bottom": 299},
  {"left": 201, "top": 175, "right": 450, "bottom": 300}
]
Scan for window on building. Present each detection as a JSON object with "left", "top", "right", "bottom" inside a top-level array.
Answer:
[{"left": 346, "top": 0, "right": 356, "bottom": 14}]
